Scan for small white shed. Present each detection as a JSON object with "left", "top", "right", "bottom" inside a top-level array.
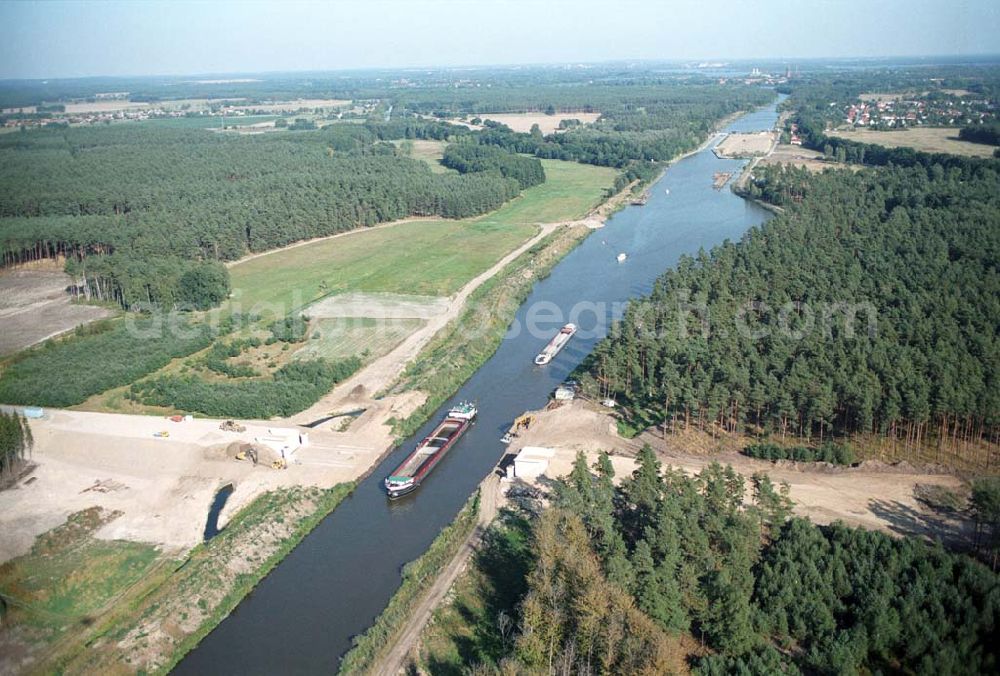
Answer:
[
  {"left": 255, "top": 427, "right": 306, "bottom": 459},
  {"left": 514, "top": 446, "right": 556, "bottom": 479}
]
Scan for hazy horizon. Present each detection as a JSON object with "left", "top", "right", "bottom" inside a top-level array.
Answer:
[{"left": 2, "top": 0, "right": 999, "bottom": 80}]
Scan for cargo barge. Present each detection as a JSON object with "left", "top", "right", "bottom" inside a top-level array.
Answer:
[
  {"left": 534, "top": 323, "right": 577, "bottom": 366},
  {"left": 384, "top": 402, "right": 477, "bottom": 498}
]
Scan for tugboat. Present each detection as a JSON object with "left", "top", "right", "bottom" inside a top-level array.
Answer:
[
  {"left": 384, "top": 402, "right": 477, "bottom": 498},
  {"left": 534, "top": 323, "right": 577, "bottom": 366}
]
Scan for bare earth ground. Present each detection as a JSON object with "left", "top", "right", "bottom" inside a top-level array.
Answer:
[
  {"left": 0, "top": 410, "right": 384, "bottom": 562},
  {"left": 828, "top": 127, "right": 996, "bottom": 158},
  {"left": 0, "top": 266, "right": 112, "bottom": 356},
  {"left": 714, "top": 131, "right": 777, "bottom": 158},
  {"left": 509, "top": 401, "right": 975, "bottom": 547},
  {"left": 759, "top": 143, "right": 833, "bottom": 172}
]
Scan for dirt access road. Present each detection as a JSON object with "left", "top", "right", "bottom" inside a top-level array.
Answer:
[
  {"left": 374, "top": 474, "right": 502, "bottom": 675},
  {"left": 510, "top": 401, "right": 975, "bottom": 548}
]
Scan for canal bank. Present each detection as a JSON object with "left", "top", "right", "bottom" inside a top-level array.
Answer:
[{"left": 174, "top": 97, "right": 782, "bottom": 675}]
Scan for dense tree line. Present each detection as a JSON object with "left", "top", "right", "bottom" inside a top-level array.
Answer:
[
  {"left": 128, "top": 356, "right": 360, "bottom": 418},
  {"left": 60, "top": 255, "right": 230, "bottom": 309},
  {"left": 584, "top": 164, "right": 999, "bottom": 464},
  {"left": 0, "top": 121, "right": 528, "bottom": 309},
  {"left": 0, "top": 317, "right": 216, "bottom": 407},
  {"left": 743, "top": 442, "right": 855, "bottom": 465},
  {"left": 0, "top": 412, "right": 33, "bottom": 485},
  {"left": 960, "top": 123, "right": 1000, "bottom": 146},
  {"left": 441, "top": 143, "right": 545, "bottom": 189},
  {"left": 459, "top": 451, "right": 999, "bottom": 674}
]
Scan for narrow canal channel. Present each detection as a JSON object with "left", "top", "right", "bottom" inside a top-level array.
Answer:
[{"left": 174, "top": 97, "right": 782, "bottom": 675}]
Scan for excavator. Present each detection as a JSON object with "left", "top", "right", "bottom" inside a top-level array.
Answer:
[
  {"left": 234, "top": 445, "right": 287, "bottom": 470},
  {"left": 235, "top": 446, "right": 258, "bottom": 465},
  {"left": 501, "top": 414, "right": 534, "bottom": 444}
]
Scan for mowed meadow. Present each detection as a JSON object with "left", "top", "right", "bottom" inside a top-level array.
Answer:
[{"left": 227, "top": 159, "right": 617, "bottom": 312}]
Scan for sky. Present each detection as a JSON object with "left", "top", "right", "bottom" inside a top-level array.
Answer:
[{"left": 0, "top": 0, "right": 998, "bottom": 80}]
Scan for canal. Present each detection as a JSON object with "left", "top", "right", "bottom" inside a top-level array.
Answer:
[{"left": 174, "top": 97, "right": 782, "bottom": 674}]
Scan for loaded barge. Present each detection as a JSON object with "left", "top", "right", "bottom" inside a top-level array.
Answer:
[
  {"left": 384, "top": 402, "right": 477, "bottom": 498},
  {"left": 534, "top": 323, "right": 577, "bottom": 366}
]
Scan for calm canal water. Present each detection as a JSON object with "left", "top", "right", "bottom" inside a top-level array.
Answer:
[{"left": 174, "top": 96, "right": 782, "bottom": 675}]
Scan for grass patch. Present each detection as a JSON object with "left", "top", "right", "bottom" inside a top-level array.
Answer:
[
  {"left": 227, "top": 159, "right": 616, "bottom": 313},
  {"left": 0, "top": 507, "right": 160, "bottom": 633},
  {"left": 418, "top": 512, "right": 534, "bottom": 674},
  {"left": 49, "top": 484, "right": 355, "bottom": 675},
  {"left": 393, "top": 139, "right": 452, "bottom": 173},
  {"left": 339, "top": 490, "right": 480, "bottom": 674}
]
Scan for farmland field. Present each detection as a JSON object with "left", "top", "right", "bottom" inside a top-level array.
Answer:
[
  {"left": 227, "top": 159, "right": 616, "bottom": 312},
  {"left": 827, "top": 127, "right": 996, "bottom": 157}
]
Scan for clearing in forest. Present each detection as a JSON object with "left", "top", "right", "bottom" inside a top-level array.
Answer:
[
  {"left": 466, "top": 112, "right": 602, "bottom": 134},
  {"left": 0, "top": 266, "right": 113, "bottom": 356},
  {"left": 393, "top": 139, "right": 452, "bottom": 173},
  {"left": 827, "top": 127, "right": 996, "bottom": 158},
  {"left": 227, "top": 159, "right": 616, "bottom": 312}
]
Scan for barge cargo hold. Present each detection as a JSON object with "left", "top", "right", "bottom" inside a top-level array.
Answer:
[
  {"left": 534, "top": 323, "right": 577, "bottom": 366},
  {"left": 384, "top": 402, "right": 477, "bottom": 498}
]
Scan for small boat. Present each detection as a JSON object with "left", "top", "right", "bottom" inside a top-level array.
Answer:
[
  {"left": 664, "top": 188, "right": 670, "bottom": 195},
  {"left": 501, "top": 433, "right": 514, "bottom": 444},
  {"left": 535, "top": 323, "right": 577, "bottom": 365},
  {"left": 384, "top": 402, "right": 477, "bottom": 498},
  {"left": 617, "top": 253, "right": 627, "bottom": 263}
]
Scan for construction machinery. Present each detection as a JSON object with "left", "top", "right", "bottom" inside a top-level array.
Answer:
[
  {"left": 220, "top": 420, "right": 246, "bottom": 433},
  {"left": 234, "top": 444, "right": 258, "bottom": 465}
]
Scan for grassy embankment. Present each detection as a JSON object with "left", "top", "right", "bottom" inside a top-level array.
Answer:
[
  {"left": 0, "top": 484, "right": 354, "bottom": 675},
  {"left": 337, "top": 490, "right": 481, "bottom": 674},
  {"left": 417, "top": 513, "right": 536, "bottom": 674}
]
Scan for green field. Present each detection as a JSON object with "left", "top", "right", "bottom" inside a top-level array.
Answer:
[
  {"left": 0, "top": 507, "right": 162, "bottom": 649},
  {"left": 228, "top": 159, "right": 616, "bottom": 313}
]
